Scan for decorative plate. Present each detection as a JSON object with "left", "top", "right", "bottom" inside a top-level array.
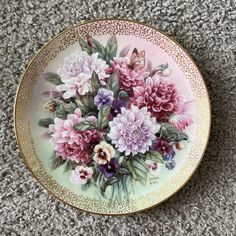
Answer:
[{"left": 14, "top": 19, "right": 211, "bottom": 215}]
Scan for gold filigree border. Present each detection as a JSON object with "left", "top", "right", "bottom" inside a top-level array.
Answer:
[{"left": 14, "top": 19, "right": 211, "bottom": 215}]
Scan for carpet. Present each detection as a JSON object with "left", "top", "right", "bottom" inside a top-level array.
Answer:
[{"left": 0, "top": 0, "right": 235, "bottom": 235}]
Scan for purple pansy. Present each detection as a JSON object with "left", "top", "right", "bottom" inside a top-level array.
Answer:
[
  {"left": 152, "top": 138, "right": 174, "bottom": 156},
  {"left": 99, "top": 158, "right": 119, "bottom": 178},
  {"left": 94, "top": 88, "right": 114, "bottom": 110},
  {"left": 109, "top": 99, "right": 126, "bottom": 120}
]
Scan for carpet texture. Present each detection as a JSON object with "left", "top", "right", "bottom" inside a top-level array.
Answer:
[{"left": 0, "top": 0, "right": 236, "bottom": 235}]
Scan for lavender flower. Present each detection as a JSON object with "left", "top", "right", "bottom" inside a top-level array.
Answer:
[
  {"left": 57, "top": 51, "right": 108, "bottom": 98},
  {"left": 94, "top": 88, "right": 114, "bottom": 110},
  {"left": 99, "top": 158, "right": 119, "bottom": 178},
  {"left": 108, "top": 105, "right": 159, "bottom": 156}
]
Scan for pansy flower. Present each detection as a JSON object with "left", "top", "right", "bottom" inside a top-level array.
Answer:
[
  {"left": 163, "top": 154, "right": 176, "bottom": 170},
  {"left": 94, "top": 88, "right": 114, "bottom": 110},
  {"left": 152, "top": 138, "right": 174, "bottom": 156},
  {"left": 145, "top": 160, "right": 159, "bottom": 176},
  {"left": 93, "top": 141, "right": 115, "bottom": 165},
  {"left": 99, "top": 158, "right": 119, "bottom": 178},
  {"left": 70, "top": 166, "right": 93, "bottom": 185}
]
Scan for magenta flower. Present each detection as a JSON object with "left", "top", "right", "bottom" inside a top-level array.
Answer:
[
  {"left": 108, "top": 105, "right": 159, "bottom": 156},
  {"left": 49, "top": 108, "right": 101, "bottom": 163},
  {"left": 132, "top": 76, "right": 182, "bottom": 122},
  {"left": 152, "top": 138, "right": 174, "bottom": 156},
  {"left": 109, "top": 57, "right": 149, "bottom": 91},
  {"left": 94, "top": 88, "right": 114, "bottom": 110},
  {"left": 99, "top": 158, "right": 119, "bottom": 178},
  {"left": 70, "top": 166, "right": 93, "bottom": 185},
  {"left": 169, "top": 113, "right": 192, "bottom": 130}
]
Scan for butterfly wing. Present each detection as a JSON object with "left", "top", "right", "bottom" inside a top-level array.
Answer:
[{"left": 130, "top": 48, "right": 145, "bottom": 70}]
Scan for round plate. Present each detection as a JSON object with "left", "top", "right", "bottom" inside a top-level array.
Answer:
[{"left": 14, "top": 19, "right": 211, "bottom": 215}]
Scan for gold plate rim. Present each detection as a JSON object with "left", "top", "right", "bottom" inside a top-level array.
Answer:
[{"left": 13, "top": 18, "right": 211, "bottom": 215}]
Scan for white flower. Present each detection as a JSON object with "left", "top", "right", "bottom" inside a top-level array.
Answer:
[
  {"left": 69, "top": 166, "right": 93, "bottom": 185},
  {"left": 145, "top": 160, "right": 159, "bottom": 176},
  {"left": 57, "top": 51, "right": 108, "bottom": 99},
  {"left": 93, "top": 141, "right": 115, "bottom": 165}
]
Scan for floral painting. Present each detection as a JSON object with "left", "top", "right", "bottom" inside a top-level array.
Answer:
[{"left": 39, "top": 35, "right": 193, "bottom": 201}]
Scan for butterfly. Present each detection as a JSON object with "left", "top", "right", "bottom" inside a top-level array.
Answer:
[{"left": 129, "top": 48, "right": 145, "bottom": 70}]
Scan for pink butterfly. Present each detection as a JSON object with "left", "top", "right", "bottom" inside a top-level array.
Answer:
[{"left": 129, "top": 48, "right": 145, "bottom": 70}]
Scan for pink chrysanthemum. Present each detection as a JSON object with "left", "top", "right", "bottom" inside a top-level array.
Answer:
[
  {"left": 109, "top": 57, "right": 149, "bottom": 91},
  {"left": 49, "top": 108, "right": 101, "bottom": 164},
  {"left": 57, "top": 51, "right": 108, "bottom": 99},
  {"left": 108, "top": 105, "right": 159, "bottom": 156},
  {"left": 132, "top": 76, "right": 182, "bottom": 122}
]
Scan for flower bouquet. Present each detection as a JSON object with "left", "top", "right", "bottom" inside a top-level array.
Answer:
[{"left": 39, "top": 35, "right": 192, "bottom": 201}]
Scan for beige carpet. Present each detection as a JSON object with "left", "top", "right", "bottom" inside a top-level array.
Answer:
[{"left": 0, "top": 0, "right": 236, "bottom": 235}]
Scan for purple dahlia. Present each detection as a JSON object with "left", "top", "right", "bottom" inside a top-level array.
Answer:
[{"left": 108, "top": 105, "right": 159, "bottom": 156}]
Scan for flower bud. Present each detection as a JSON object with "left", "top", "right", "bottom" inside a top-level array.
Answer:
[
  {"left": 43, "top": 100, "right": 56, "bottom": 112},
  {"left": 175, "top": 141, "right": 186, "bottom": 150},
  {"left": 161, "top": 67, "right": 171, "bottom": 77}
]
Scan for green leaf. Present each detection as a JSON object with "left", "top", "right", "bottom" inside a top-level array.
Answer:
[
  {"left": 118, "top": 90, "right": 129, "bottom": 100},
  {"left": 43, "top": 72, "right": 62, "bottom": 85},
  {"left": 146, "top": 151, "right": 164, "bottom": 163},
  {"left": 91, "top": 71, "right": 102, "bottom": 94},
  {"left": 107, "top": 177, "right": 120, "bottom": 185},
  {"left": 79, "top": 37, "right": 91, "bottom": 54},
  {"left": 62, "top": 102, "right": 77, "bottom": 113},
  {"left": 75, "top": 95, "right": 96, "bottom": 115},
  {"left": 105, "top": 35, "right": 118, "bottom": 62},
  {"left": 118, "top": 167, "right": 130, "bottom": 175},
  {"left": 127, "top": 158, "right": 149, "bottom": 185},
  {"left": 132, "top": 157, "right": 149, "bottom": 174},
  {"left": 101, "top": 177, "right": 119, "bottom": 194},
  {"left": 147, "top": 60, "right": 152, "bottom": 73},
  {"left": 55, "top": 106, "right": 67, "bottom": 119},
  {"left": 119, "top": 45, "right": 131, "bottom": 57},
  {"left": 136, "top": 153, "right": 146, "bottom": 159},
  {"left": 91, "top": 38, "right": 106, "bottom": 59},
  {"left": 97, "top": 105, "right": 111, "bottom": 130},
  {"left": 120, "top": 175, "right": 129, "bottom": 201},
  {"left": 74, "top": 120, "right": 96, "bottom": 131},
  {"left": 81, "top": 181, "right": 92, "bottom": 191},
  {"left": 91, "top": 169, "right": 100, "bottom": 182},
  {"left": 52, "top": 156, "right": 65, "bottom": 170},
  {"left": 64, "top": 160, "right": 77, "bottom": 173},
  {"left": 158, "top": 123, "right": 189, "bottom": 142},
  {"left": 38, "top": 118, "right": 54, "bottom": 127},
  {"left": 75, "top": 99, "right": 88, "bottom": 114},
  {"left": 106, "top": 73, "right": 119, "bottom": 96},
  {"left": 118, "top": 155, "right": 125, "bottom": 164}
]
